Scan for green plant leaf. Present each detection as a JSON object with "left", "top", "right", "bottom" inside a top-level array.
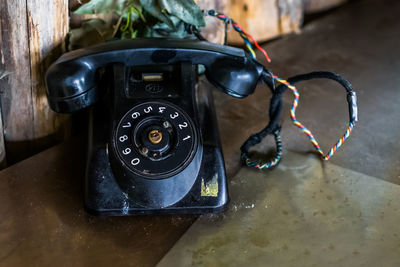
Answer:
[
  {"left": 159, "top": 0, "right": 205, "bottom": 27},
  {"left": 75, "top": 0, "right": 142, "bottom": 16},
  {"left": 73, "top": 0, "right": 204, "bottom": 40},
  {"left": 139, "top": 0, "right": 175, "bottom": 29},
  {"left": 75, "top": 0, "right": 125, "bottom": 15},
  {"left": 148, "top": 16, "right": 190, "bottom": 38},
  {"left": 68, "top": 18, "right": 115, "bottom": 50}
]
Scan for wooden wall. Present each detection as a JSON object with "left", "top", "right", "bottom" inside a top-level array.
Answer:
[{"left": 0, "top": 0, "right": 70, "bottom": 165}]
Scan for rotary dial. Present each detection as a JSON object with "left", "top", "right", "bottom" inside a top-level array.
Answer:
[{"left": 114, "top": 101, "right": 197, "bottom": 178}]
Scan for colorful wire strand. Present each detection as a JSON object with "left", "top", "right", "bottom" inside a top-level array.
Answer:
[
  {"left": 273, "top": 76, "right": 355, "bottom": 161},
  {"left": 209, "top": 11, "right": 271, "bottom": 62},
  {"left": 206, "top": 10, "right": 355, "bottom": 163}
]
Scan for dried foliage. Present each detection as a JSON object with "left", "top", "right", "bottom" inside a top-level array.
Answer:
[{"left": 69, "top": 0, "right": 204, "bottom": 50}]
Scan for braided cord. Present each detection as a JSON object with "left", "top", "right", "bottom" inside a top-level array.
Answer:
[
  {"left": 273, "top": 76, "right": 355, "bottom": 161},
  {"left": 208, "top": 11, "right": 271, "bottom": 62},
  {"left": 212, "top": 11, "right": 356, "bottom": 162},
  {"left": 199, "top": 10, "right": 357, "bottom": 168},
  {"left": 242, "top": 129, "right": 283, "bottom": 169},
  {"left": 323, "top": 122, "right": 354, "bottom": 160}
]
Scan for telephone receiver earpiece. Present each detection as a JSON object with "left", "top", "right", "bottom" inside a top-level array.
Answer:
[
  {"left": 46, "top": 38, "right": 265, "bottom": 113},
  {"left": 46, "top": 60, "right": 100, "bottom": 113},
  {"left": 205, "top": 55, "right": 264, "bottom": 98}
]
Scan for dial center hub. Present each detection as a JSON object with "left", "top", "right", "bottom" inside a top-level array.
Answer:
[{"left": 148, "top": 129, "right": 162, "bottom": 144}]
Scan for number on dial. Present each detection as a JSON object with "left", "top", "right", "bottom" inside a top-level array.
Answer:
[
  {"left": 178, "top": 122, "right": 188, "bottom": 129},
  {"left": 131, "top": 158, "right": 140, "bottom": 166},
  {"left": 170, "top": 112, "right": 179, "bottom": 119},
  {"left": 131, "top": 112, "right": 140, "bottom": 119},
  {"left": 122, "top": 148, "right": 131, "bottom": 155},
  {"left": 119, "top": 135, "right": 128, "bottom": 142},
  {"left": 122, "top": 122, "right": 131, "bottom": 128},
  {"left": 144, "top": 106, "right": 153, "bottom": 113}
]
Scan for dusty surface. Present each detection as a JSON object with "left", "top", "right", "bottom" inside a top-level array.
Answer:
[
  {"left": 0, "top": 139, "right": 197, "bottom": 267},
  {"left": 157, "top": 152, "right": 400, "bottom": 267}
]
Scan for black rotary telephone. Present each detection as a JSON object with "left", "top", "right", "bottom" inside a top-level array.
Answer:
[{"left": 46, "top": 38, "right": 269, "bottom": 215}]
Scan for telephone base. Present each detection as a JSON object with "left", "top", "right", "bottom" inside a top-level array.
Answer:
[
  {"left": 84, "top": 145, "right": 228, "bottom": 216},
  {"left": 84, "top": 76, "right": 229, "bottom": 215}
]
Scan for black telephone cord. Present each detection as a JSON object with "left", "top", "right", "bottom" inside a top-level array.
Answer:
[{"left": 241, "top": 70, "right": 357, "bottom": 170}]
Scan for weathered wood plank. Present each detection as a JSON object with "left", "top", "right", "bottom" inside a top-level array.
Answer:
[
  {"left": 0, "top": 0, "right": 35, "bottom": 163},
  {"left": 196, "top": 0, "right": 227, "bottom": 44},
  {"left": 0, "top": 104, "right": 6, "bottom": 168},
  {"left": 222, "top": 0, "right": 303, "bottom": 44},
  {"left": 0, "top": 0, "right": 70, "bottom": 164},
  {"left": 277, "top": 0, "right": 303, "bottom": 35},
  {"left": 197, "top": 0, "right": 303, "bottom": 44},
  {"left": 27, "top": 0, "right": 71, "bottom": 145},
  {"left": 224, "top": 0, "right": 280, "bottom": 43}
]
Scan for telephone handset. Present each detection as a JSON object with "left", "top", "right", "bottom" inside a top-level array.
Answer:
[
  {"left": 46, "top": 38, "right": 264, "bottom": 112},
  {"left": 46, "top": 38, "right": 268, "bottom": 215}
]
